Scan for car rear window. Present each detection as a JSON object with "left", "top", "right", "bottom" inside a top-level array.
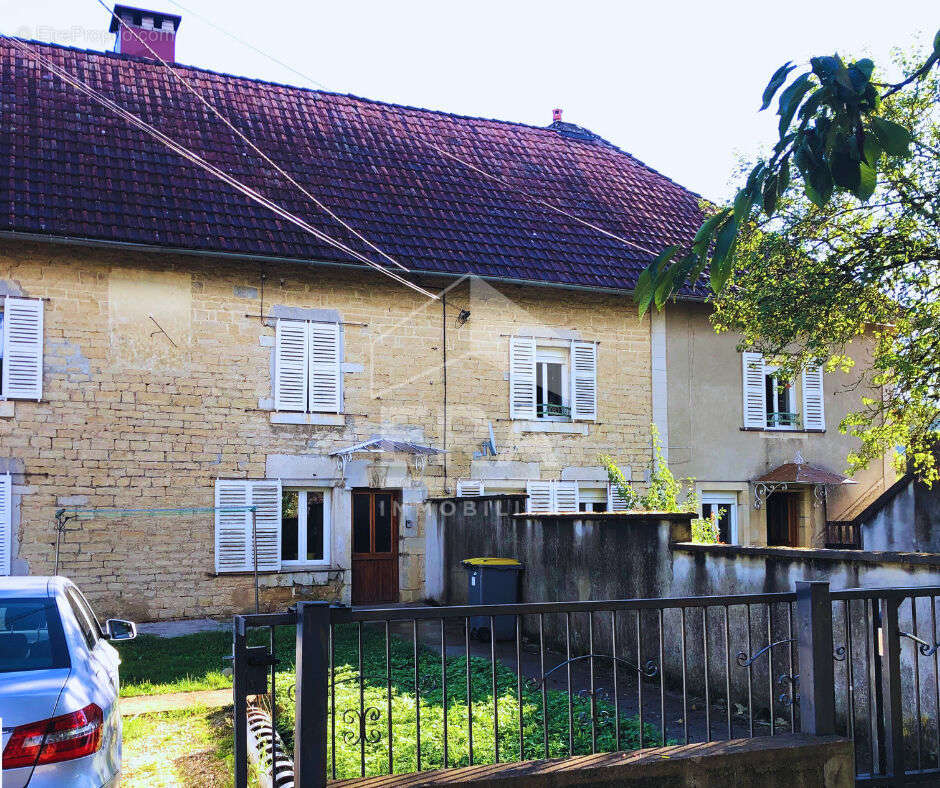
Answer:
[{"left": 0, "top": 598, "right": 70, "bottom": 672}]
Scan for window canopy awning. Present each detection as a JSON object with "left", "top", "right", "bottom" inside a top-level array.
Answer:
[{"left": 330, "top": 438, "right": 446, "bottom": 457}]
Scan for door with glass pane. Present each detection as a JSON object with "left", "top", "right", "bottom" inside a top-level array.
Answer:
[{"left": 351, "top": 489, "right": 400, "bottom": 604}]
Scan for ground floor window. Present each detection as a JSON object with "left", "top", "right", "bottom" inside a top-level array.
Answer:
[
  {"left": 281, "top": 488, "right": 330, "bottom": 565},
  {"left": 701, "top": 493, "right": 738, "bottom": 544}
]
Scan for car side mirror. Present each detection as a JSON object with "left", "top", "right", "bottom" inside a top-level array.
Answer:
[{"left": 104, "top": 619, "right": 137, "bottom": 641}]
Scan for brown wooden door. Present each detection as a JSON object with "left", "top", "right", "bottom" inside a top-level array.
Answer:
[
  {"left": 351, "top": 489, "right": 400, "bottom": 604},
  {"left": 767, "top": 491, "right": 800, "bottom": 546}
]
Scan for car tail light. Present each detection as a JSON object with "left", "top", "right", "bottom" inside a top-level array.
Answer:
[{"left": 2, "top": 703, "right": 103, "bottom": 769}]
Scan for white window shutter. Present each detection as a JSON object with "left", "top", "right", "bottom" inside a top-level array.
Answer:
[
  {"left": 608, "top": 482, "right": 631, "bottom": 512},
  {"left": 215, "top": 480, "right": 251, "bottom": 573},
  {"left": 742, "top": 352, "right": 766, "bottom": 429},
  {"left": 2, "top": 297, "right": 43, "bottom": 401},
  {"left": 274, "top": 320, "right": 307, "bottom": 412},
  {"left": 570, "top": 341, "right": 597, "bottom": 421},
  {"left": 509, "top": 336, "right": 537, "bottom": 419},
  {"left": 526, "top": 480, "right": 553, "bottom": 513},
  {"left": 0, "top": 473, "right": 11, "bottom": 576},
  {"left": 457, "top": 480, "right": 484, "bottom": 497},
  {"left": 309, "top": 322, "right": 342, "bottom": 413},
  {"left": 802, "top": 364, "right": 826, "bottom": 430},
  {"left": 553, "top": 481, "right": 579, "bottom": 513},
  {"left": 249, "top": 480, "right": 282, "bottom": 572}
]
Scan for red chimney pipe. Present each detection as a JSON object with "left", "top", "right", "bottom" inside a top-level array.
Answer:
[
  {"left": 110, "top": 4, "right": 182, "bottom": 62},
  {"left": 552, "top": 108, "right": 563, "bottom": 123}
]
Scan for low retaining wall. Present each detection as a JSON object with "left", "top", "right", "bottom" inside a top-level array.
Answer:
[{"left": 330, "top": 735, "right": 853, "bottom": 787}]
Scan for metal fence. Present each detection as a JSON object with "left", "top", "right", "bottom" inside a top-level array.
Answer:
[{"left": 232, "top": 582, "right": 940, "bottom": 786}]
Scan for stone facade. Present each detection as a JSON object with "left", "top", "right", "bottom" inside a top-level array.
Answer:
[{"left": 0, "top": 239, "right": 653, "bottom": 620}]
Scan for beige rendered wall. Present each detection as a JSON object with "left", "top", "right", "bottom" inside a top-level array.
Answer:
[
  {"left": 0, "top": 239, "right": 652, "bottom": 619},
  {"left": 664, "top": 301, "right": 894, "bottom": 546}
]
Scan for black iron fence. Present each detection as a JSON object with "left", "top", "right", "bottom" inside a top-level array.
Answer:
[{"left": 232, "top": 582, "right": 940, "bottom": 786}]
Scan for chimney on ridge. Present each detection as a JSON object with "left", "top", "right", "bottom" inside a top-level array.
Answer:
[
  {"left": 552, "top": 108, "right": 563, "bottom": 123},
  {"left": 110, "top": 4, "right": 182, "bottom": 62}
]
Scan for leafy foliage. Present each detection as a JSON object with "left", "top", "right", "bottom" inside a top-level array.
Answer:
[
  {"left": 602, "top": 425, "right": 698, "bottom": 512},
  {"left": 634, "top": 29, "right": 939, "bottom": 318},
  {"left": 634, "top": 32, "right": 940, "bottom": 483},
  {"left": 691, "top": 511, "right": 722, "bottom": 544},
  {"left": 712, "top": 42, "right": 940, "bottom": 482}
]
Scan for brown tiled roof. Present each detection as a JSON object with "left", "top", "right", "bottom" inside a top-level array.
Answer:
[
  {"left": 755, "top": 462, "right": 854, "bottom": 486},
  {"left": 0, "top": 39, "right": 708, "bottom": 293}
]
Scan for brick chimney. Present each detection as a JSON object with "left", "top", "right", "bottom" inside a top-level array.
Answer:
[
  {"left": 110, "top": 5, "right": 182, "bottom": 62},
  {"left": 552, "top": 108, "right": 563, "bottom": 123}
]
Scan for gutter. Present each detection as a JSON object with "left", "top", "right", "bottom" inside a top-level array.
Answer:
[{"left": 0, "top": 229, "right": 709, "bottom": 302}]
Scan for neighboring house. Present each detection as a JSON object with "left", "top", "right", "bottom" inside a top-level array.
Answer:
[
  {"left": 662, "top": 302, "right": 895, "bottom": 548},
  {"left": 0, "top": 7, "right": 892, "bottom": 618}
]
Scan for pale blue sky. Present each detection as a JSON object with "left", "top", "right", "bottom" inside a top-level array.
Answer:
[{"left": 3, "top": 0, "right": 936, "bottom": 201}]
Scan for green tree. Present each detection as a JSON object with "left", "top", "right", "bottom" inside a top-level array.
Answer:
[{"left": 636, "top": 33, "right": 940, "bottom": 482}]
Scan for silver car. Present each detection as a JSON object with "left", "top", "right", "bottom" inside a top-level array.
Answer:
[{"left": 0, "top": 577, "right": 136, "bottom": 787}]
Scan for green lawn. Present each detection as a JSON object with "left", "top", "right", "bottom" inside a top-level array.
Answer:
[
  {"left": 272, "top": 624, "right": 663, "bottom": 780},
  {"left": 116, "top": 629, "right": 294, "bottom": 697}
]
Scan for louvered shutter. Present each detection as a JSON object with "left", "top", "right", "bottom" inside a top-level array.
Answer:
[
  {"left": 249, "top": 480, "right": 282, "bottom": 572},
  {"left": 274, "top": 320, "right": 307, "bottom": 412},
  {"left": 309, "top": 322, "right": 342, "bottom": 413},
  {"left": 570, "top": 341, "right": 597, "bottom": 421},
  {"left": 457, "top": 480, "right": 484, "bottom": 497},
  {"left": 2, "top": 297, "right": 43, "bottom": 400},
  {"left": 0, "top": 473, "right": 11, "bottom": 576},
  {"left": 509, "top": 336, "right": 537, "bottom": 419},
  {"left": 802, "top": 364, "right": 826, "bottom": 430},
  {"left": 553, "top": 481, "right": 579, "bottom": 513},
  {"left": 742, "top": 352, "right": 766, "bottom": 429},
  {"left": 608, "top": 482, "right": 631, "bottom": 512},
  {"left": 526, "top": 480, "right": 553, "bottom": 513},
  {"left": 215, "top": 480, "right": 251, "bottom": 573}
]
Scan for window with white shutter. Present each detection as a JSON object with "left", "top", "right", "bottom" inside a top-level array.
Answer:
[
  {"left": 1, "top": 297, "right": 43, "bottom": 401},
  {"left": 607, "top": 482, "right": 631, "bottom": 512},
  {"left": 802, "top": 364, "right": 826, "bottom": 431},
  {"left": 0, "top": 473, "right": 11, "bottom": 576},
  {"left": 570, "top": 341, "right": 597, "bottom": 421},
  {"left": 525, "top": 480, "right": 580, "bottom": 513},
  {"left": 553, "top": 481, "right": 579, "bottom": 512},
  {"left": 456, "top": 480, "right": 484, "bottom": 497},
  {"left": 509, "top": 336, "right": 537, "bottom": 419},
  {"left": 525, "top": 480, "right": 553, "bottom": 512},
  {"left": 274, "top": 319, "right": 342, "bottom": 414},
  {"left": 274, "top": 320, "right": 307, "bottom": 412},
  {"left": 742, "top": 352, "right": 824, "bottom": 431},
  {"left": 741, "top": 352, "right": 766, "bottom": 429},
  {"left": 510, "top": 336, "right": 597, "bottom": 422},
  {"left": 214, "top": 479, "right": 282, "bottom": 573}
]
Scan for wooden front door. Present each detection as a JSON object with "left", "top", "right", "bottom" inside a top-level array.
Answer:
[
  {"left": 351, "top": 489, "right": 400, "bottom": 604},
  {"left": 766, "top": 491, "right": 800, "bottom": 546}
]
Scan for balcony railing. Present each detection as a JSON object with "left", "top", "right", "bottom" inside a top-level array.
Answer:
[
  {"left": 766, "top": 411, "right": 801, "bottom": 428},
  {"left": 537, "top": 403, "right": 571, "bottom": 418}
]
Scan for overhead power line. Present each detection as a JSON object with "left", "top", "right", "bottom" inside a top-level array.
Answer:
[{"left": 1, "top": 34, "right": 438, "bottom": 300}]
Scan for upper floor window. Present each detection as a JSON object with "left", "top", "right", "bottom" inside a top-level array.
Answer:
[
  {"left": 274, "top": 319, "right": 342, "bottom": 414},
  {"left": 1, "top": 297, "right": 44, "bottom": 401},
  {"left": 742, "top": 352, "right": 824, "bottom": 431},
  {"left": 509, "top": 336, "right": 596, "bottom": 421}
]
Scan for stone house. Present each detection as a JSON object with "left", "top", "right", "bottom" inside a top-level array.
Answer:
[{"left": 0, "top": 7, "right": 893, "bottom": 619}]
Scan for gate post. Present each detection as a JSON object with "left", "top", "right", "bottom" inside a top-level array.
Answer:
[
  {"left": 795, "top": 581, "right": 835, "bottom": 734},
  {"left": 232, "top": 616, "right": 249, "bottom": 788},
  {"left": 294, "top": 602, "right": 331, "bottom": 788},
  {"left": 879, "top": 596, "right": 905, "bottom": 784}
]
